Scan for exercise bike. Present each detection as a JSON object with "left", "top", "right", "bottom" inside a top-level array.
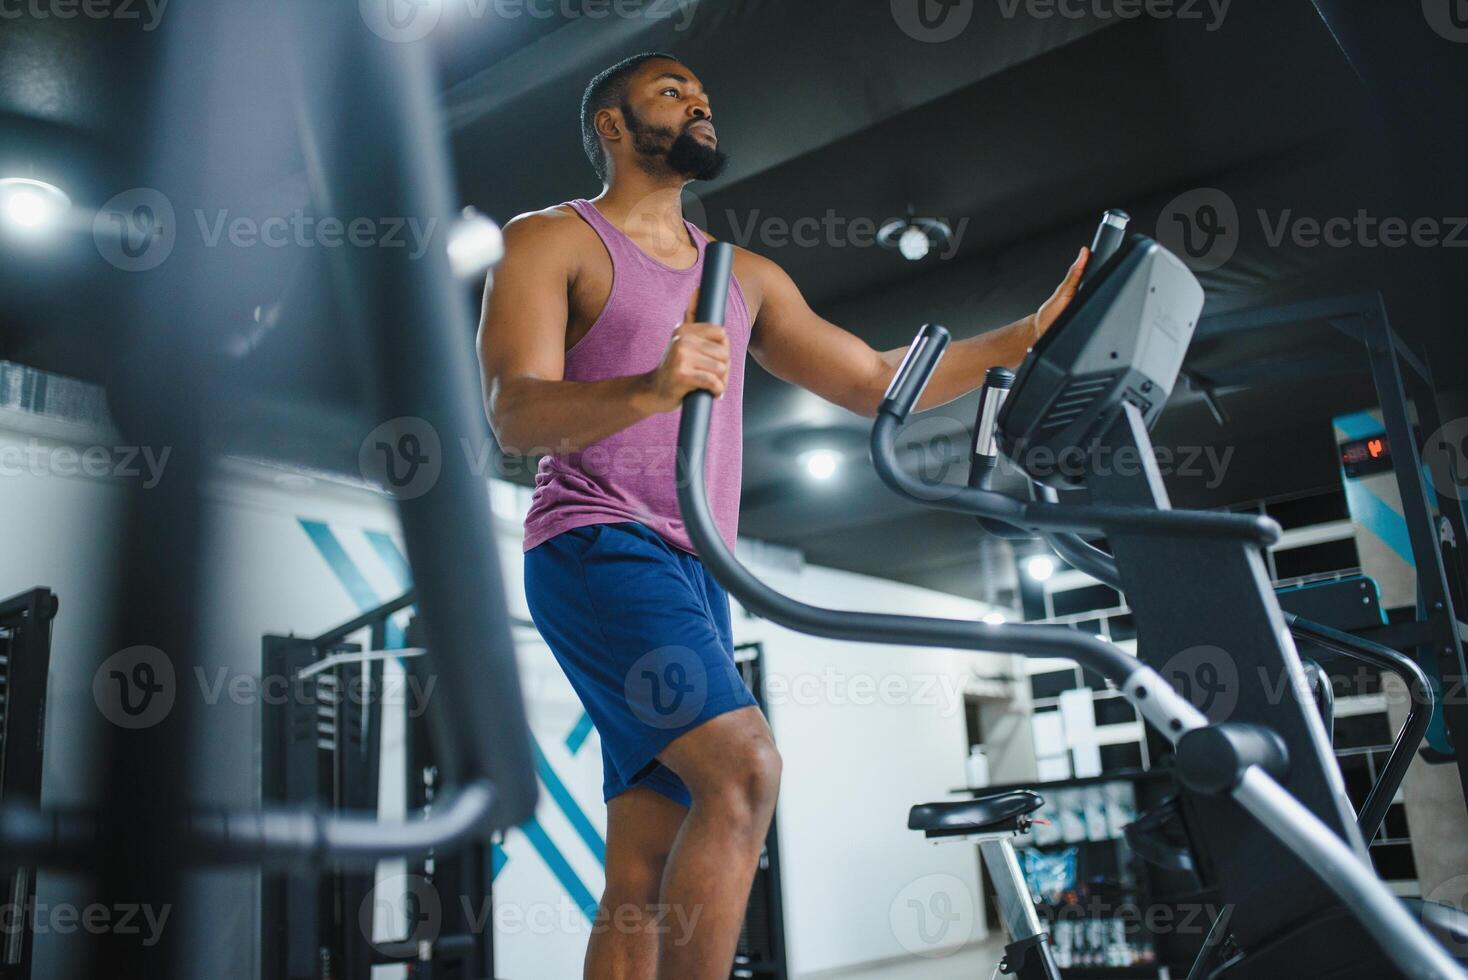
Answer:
[{"left": 677, "top": 223, "right": 1468, "bottom": 979}]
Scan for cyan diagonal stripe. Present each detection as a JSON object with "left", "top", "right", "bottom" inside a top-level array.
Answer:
[
  {"left": 300, "top": 520, "right": 382, "bottom": 611},
  {"left": 532, "top": 735, "right": 606, "bottom": 865},
  {"left": 517, "top": 819, "right": 599, "bottom": 920},
  {"left": 1335, "top": 411, "right": 1383, "bottom": 442},
  {"left": 364, "top": 530, "right": 413, "bottom": 591},
  {"left": 492, "top": 842, "right": 508, "bottom": 881},
  {"left": 1344, "top": 481, "right": 1414, "bottom": 566},
  {"left": 565, "top": 713, "right": 595, "bottom": 755}
]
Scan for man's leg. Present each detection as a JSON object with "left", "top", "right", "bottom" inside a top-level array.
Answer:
[
  {"left": 653, "top": 706, "right": 782, "bottom": 980},
  {"left": 586, "top": 787, "right": 689, "bottom": 980}
]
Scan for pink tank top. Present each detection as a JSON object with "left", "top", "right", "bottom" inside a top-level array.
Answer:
[{"left": 521, "top": 199, "right": 752, "bottom": 556}]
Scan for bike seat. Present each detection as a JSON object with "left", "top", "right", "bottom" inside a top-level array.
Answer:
[{"left": 908, "top": 791, "right": 1045, "bottom": 838}]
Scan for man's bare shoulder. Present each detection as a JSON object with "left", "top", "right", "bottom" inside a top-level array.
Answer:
[{"left": 500, "top": 205, "right": 597, "bottom": 268}]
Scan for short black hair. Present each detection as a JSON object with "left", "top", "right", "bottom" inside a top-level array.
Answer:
[{"left": 580, "top": 51, "right": 679, "bottom": 183}]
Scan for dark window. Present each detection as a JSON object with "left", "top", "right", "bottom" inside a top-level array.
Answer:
[
  {"left": 1094, "top": 697, "right": 1138, "bottom": 727},
  {"left": 1052, "top": 584, "right": 1120, "bottom": 618},
  {"left": 1099, "top": 742, "right": 1143, "bottom": 771},
  {"left": 1335, "top": 713, "right": 1393, "bottom": 750},
  {"left": 1032, "top": 669, "right": 1079, "bottom": 700},
  {"left": 1369, "top": 843, "right": 1417, "bottom": 882},
  {"left": 1264, "top": 491, "right": 1349, "bottom": 530},
  {"left": 1338, "top": 753, "right": 1372, "bottom": 808},
  {"left": 1272, "top": 539, "right": 1360, "bottom": 580}
]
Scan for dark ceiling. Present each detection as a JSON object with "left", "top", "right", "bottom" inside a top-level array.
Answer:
[{"left": 1, "top": 1, "right": 1465, "bottom": 599}]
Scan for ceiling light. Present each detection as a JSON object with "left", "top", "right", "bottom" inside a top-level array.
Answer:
[
  {"left": 982, "top": 611, "right": 1008, "bottom": 625},
  {"left": 1024, "top": 554, "right": 1056, "bottom": 583},
  {"left": 878, "top": 206, "right": 953, "bottom": 262},
  {"left": 0, "top": 178, "right": 71, "bottom": 234},
  {"left": 803, "top": 449, "right": 840, "bottom": 480}
]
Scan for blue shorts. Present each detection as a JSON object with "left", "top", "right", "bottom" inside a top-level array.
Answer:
[{"left": 524, "top": 521, "right": 759, "bottom": 808}]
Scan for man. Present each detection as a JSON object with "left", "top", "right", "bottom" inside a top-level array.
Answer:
[{"left": 476, "top": 52, "right": 1086, "bottom": 980}]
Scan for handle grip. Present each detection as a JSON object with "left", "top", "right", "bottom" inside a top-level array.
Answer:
[
  {"left": 879, "top": 323, "right": 951, "bottom": 421},
  {"left": 696, "top": 241, "right": 735, "bottom": 326},
  {"left": 1081, "top": 209, "right": 1131, "bottom": 288}
]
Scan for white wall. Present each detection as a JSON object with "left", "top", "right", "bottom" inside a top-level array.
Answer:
[
  {"left": 0, "top": 410, "right": 1010, "bottom": 979},
  {"left": 736, "top": 551, "right": 1006, "bottom": 976}
]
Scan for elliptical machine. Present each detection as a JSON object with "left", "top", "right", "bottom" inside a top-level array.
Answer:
[{"left": 678, "top": 222, "right": 1468, "bottom": 979}]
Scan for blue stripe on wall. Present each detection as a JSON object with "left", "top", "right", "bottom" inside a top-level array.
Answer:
[
  {"left": 1335, "top": 411, "right": 1383, "bottom": 442},
  {"left": 364, "top": 529, "right": 412, "bottom": 590},
  {"left": 565, "top": 713, "right": 595, "bottom": 755},
  {"left": 1344, "top": 481, "right": 1415, "bottom": 566},
  {"left": 532, "top": 737, "right": 606, "bottom": 865},
  {"left": 299, "top": 520, "right": 382, "bottom": 610},
  {"left": 517, "top": 819, "right": 599, "bottom": 920}
]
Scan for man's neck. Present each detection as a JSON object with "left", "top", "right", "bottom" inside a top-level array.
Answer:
[{"left": 592, "top": 176, "right": 688, "bottom": 241}]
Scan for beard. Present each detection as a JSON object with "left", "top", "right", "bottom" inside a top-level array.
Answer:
[{"left": 620, "top": 102, "right": 729, "bottom": 181}]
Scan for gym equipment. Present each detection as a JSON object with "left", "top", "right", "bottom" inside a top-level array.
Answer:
[
  {"left": 0, "top": 588, "right": 58, "bottom": 980},
  {"left": 262, "top": 599, "right": 498, "bottom": 980},
  {"left": 678, "top": 232, "right": 1467, "bottom": 978},
  {"left": 0, "top": 5, "right": 537, "bottom": 974}
]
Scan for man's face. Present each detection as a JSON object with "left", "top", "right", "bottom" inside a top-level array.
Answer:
[{"left": 618, "top": 60, "right": 728, "bottom": 182}]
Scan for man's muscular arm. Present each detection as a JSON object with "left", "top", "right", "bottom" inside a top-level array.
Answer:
[
  {"left": 477, "top": 213, "right": 730, "bottom": 455},
  {"left": 746, "top": 248, "right": 1088, "bottom": 419}
]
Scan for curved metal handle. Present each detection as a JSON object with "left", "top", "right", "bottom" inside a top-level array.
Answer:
[
  {"left": 1284, "top": 612, "right": 1434, "bottom": 843},
  {"left": 879, "top": 324, "right": 951, "bottom": 422}
]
